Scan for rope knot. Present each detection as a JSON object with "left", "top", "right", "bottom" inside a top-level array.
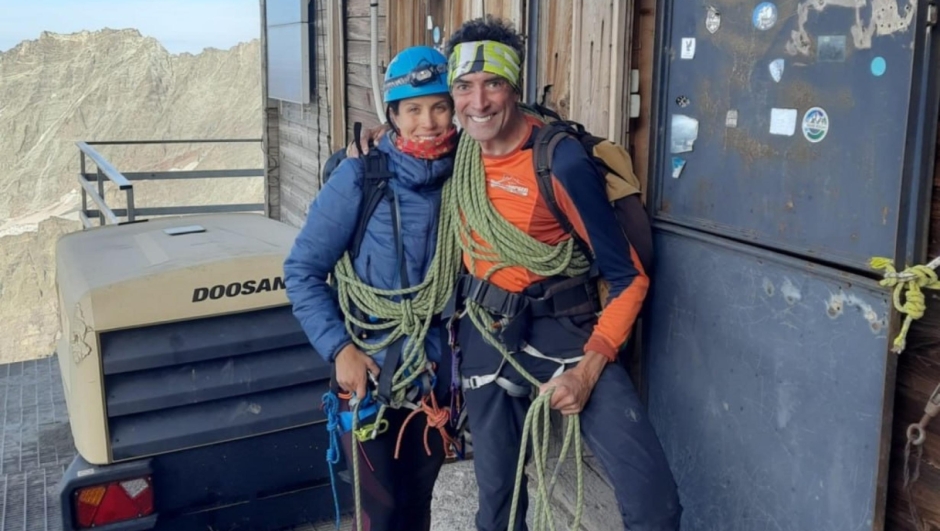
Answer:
[
  {"left": 869, "top": 256, "right": 940, "bottom": 354},
  {"left": 909, "top": 264, "right": 940, "bottom": 287},
  {"left": 394, "top": 393, "right": 458, "bottom": 459},
  {"left": 902, "top": 286, "right": 927, "bottom": 320}
]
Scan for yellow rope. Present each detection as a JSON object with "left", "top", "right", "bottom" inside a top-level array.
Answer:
[
  {"left": 869, "top": 256, "right": 940, "bottom": 354},
  {"left": 447, "top": 131, "right": 589, "bottom": 531}
]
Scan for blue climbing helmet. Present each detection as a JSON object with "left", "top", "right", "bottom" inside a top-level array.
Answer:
[{"left": 383, "top": 46, "right": 450, "bottom": 104}]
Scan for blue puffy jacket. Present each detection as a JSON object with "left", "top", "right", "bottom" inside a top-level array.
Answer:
[{"left": 283, "top": 134, "right": 454, "bottom": 370}]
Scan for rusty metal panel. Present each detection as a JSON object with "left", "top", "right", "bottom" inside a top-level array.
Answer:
[
  {"left": 650, "top": 0, "right": 926, "bottom": 270},
  {"left": 645, "top": 225, "right": 895, "bottom": 531}
]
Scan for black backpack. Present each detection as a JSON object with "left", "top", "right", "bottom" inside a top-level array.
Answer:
[{"left": 321, "top": 122, "right": 397, "bottom": 262}]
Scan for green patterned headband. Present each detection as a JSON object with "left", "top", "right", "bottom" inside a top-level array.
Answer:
[{"left": 448, "top": 40, "right": 522, "bottom": 89}]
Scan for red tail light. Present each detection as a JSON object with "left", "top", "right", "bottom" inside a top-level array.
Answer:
[{"left": 74, "top": 477, "right": 154, "bottom": 528}]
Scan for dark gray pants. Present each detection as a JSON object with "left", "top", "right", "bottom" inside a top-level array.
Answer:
[{"left": 458, "top": 313, "right": 682, "bottom": 531}]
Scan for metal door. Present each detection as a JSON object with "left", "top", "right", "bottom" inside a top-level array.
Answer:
[{"left": 644, "top": 1, "right": 939, "bottom": 529}]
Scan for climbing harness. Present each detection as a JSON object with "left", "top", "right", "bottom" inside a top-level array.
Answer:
[
  {"left": 870, "top": 255, "right": 940, "bottom": 530},
  {"left": 446, "top": 130, "right": 595, "bottom": 530}
]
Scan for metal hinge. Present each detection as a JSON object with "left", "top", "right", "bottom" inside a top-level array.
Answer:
[
  {"left": 929, "top": 3, "right": 938, "bottom": 26},
  {"left": 629, "top": 69, "right": 641, "bottom": 119}
]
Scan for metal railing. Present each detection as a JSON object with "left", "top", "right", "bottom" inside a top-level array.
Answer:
[{"left": 76, "top": 139, "right": 264, "bottom": 229}]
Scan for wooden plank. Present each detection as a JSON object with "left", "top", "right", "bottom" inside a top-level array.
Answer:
[
  {"left": 282, "top": 167, "right": 319, "bottom": 202},
  {"left": 279, "top": 159, "right": 314, "bottom": 198},
  {"left": 346, "top": 0, "right": 386, "bottom": 18},
  {"left": 483, "top": 0, "right": 524, "bottom": 24},
  {"left": 537, "top": 1, "right": 573, "bottom": 118},
  {"left": 445, "top": 0, "right": 484, "bottom": 40},
  {"left": 569, "top": 0, "right": 583, "bottom": 122},
  {"left": 278, "top": 138, "right": 305, "bottom": 172},
  {"left": 629, "top": 0, "right": 656, "bottom": 199},
  {"left": 280, "top": 99, "right": 332, "bottom": 128},
  {"left": 571, "top": 0, "right": 616, "bottom": 137},
  {"left": 347, "top": 63, "right": 373, "bottom": 88},
  {"left": 347, "top": 85, "right": 382, "bottom": 117},
  {"left": 471, "top": 0, "right": 485, "bottom": 18},
  {"left": 443, "top": 0, "right": 466, "bottom": 43},
  {"left": 346, "top": 40, "right": 387, "bottom": 66},
  {"left": 347, "top": 15, "right": 388, "bottom": 43},
  {"left": 280, "top": 183, "right": 315, "bottom": 220},
  {"left": 348, "top": 106, "right": 385, "bottom": 136},
  {"left": 608, "top": 0, "right": 632, "bottom": 146},
  {"left": 622, "top": 0, "right": 636, "bottom": 140},
  {"left": 327, "top": 0, "right": 347, "bottom": 150},
  {"left": 309, "top": 100, "right": 334, "bottom": 130},
  {"left": 280, "top": 202, "right": 307, "bottom": 230},
  {"left": 346, "top": 40, "right": 371, "bottom": 65},
  {"left": 261, "top": 0, "right": 280, "bottom": 220},
  {"left": 388, "top": 0, "right": 427, "bottom": 54}
]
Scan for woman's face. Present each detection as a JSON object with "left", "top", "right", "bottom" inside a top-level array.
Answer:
[{"left": 389, "top": 94, "right": 454, "bottom": 142}]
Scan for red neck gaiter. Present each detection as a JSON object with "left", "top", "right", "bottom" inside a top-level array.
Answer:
[{"left": 394, "top": 127, "right": 459, "bottom": 160}]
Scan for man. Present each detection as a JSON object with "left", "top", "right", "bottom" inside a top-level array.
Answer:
[{"left": 443, "top": 16, "right": 682, "bottom": 531}]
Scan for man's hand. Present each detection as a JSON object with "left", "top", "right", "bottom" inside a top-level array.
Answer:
[
  {"left": 345, "top": 124, "right": 391, "bottom": 157},
  {"left": 539, "top": 351, "right": 607, "bottom": 415},
  {"left": 335, "top": 343, "right": 381, "bottom": 400}
]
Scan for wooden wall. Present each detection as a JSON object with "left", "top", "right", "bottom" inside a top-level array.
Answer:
[
  {"left": 536, "top": 1, "right": 631, "bottom": 147},
  {"left": 383, "top": 0, "right": 632, "bottom": 149},
  {"left": 270, "top": 0, "right": 333, "bottom": 229},
  {"left": 385, "top": 0, "right": 522, "bottom": 58}
]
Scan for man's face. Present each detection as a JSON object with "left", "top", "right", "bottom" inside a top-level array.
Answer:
[{"left": 451, "top": 72, "right": 518, "bottom": 144}]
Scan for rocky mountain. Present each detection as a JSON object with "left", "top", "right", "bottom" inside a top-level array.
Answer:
[{"left": 0, "top": 29, "right": 264, "bottom": 362}]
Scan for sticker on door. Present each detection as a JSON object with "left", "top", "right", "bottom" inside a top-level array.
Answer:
[
  {"left": 681, "top": 38, "right": 696, "bottom": 59},
  {"left": 770, "top": 108, "right": 797, "bottom": 136},
  {"left": 671, "top": 115, "right": 699, "bottom": 153},
  {"left": 706, "top": 6, "right": 721, "bottom": 33},
  {"left": 769, "top": 59, "right": 785, "bottom": 82},
  {"left": 802, "top": 107, "right": 830, "bottom": 143},
  {"left": 753, "top": 2, "right": 777, "bottom": 30}
]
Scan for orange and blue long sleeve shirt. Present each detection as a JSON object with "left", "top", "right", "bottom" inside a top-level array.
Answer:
[{"left": 464, "top": 116, "right": 649, "bottom": 361}]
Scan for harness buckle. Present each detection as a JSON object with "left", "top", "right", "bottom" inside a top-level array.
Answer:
[
  {"left": 499, "top": 292, "right": 524, "bottom": 317},
  {"left": 464, "top": 375, "right": 486, "bottom": 390},
  {"left": 467, "top": 278, "right": 488, "bottom": 307}
]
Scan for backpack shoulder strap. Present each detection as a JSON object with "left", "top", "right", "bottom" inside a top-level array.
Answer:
[
  {"left": 349, "top": 123, "right": 394, "bottom": 259},
  {"left": 532, "top": 122, "right": 593, "bottom": 260}
]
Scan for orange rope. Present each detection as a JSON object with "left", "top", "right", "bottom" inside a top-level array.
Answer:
[{"left": 394, "top": 392, "right": 458, "bottom": 459}]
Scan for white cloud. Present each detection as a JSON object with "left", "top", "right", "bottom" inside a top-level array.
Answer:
[{"left": 0, "top": 0, "right": 260, "bottom": 54}]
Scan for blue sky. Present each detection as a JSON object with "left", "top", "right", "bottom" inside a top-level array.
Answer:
[{"left": 0, "top": 0, "right": 261, "bottom": 54}]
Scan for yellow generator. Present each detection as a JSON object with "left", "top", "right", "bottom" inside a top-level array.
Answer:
[{"left": 54, "top": 213, "right": 350, "bottom": 531}]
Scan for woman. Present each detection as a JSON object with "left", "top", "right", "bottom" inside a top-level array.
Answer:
[{"left": 283, "top": 46, "right": 461, "bottom": 531}]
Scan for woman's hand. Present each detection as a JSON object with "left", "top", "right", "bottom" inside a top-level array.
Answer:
[{"left": 334, "top": 343, "right": 381, "bottom": 400}]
